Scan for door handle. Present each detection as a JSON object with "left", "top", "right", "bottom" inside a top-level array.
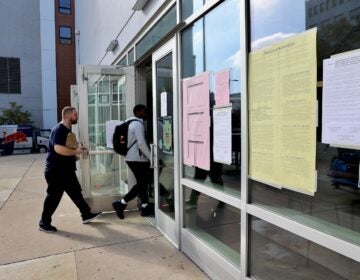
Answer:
[
  {"left": 150, "top": 144, "right": 156, "bottom": 168},
  {"left": 79, "top": 142, "right": 89, "bottom": 159}
]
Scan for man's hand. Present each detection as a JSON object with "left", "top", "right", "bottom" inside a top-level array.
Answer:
[{"left": 74, "top": 147, "right": 83, "bottom": 155}]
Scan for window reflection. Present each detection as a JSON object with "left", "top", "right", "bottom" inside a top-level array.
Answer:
[
  {"left": 59, "top": 0, "right": 71, "bottom": 14},
  {"left": 184, "top": 186, "right": 240, "bottom": 265},
  {"left": 249, "top": 0, "right": 360, "bottom": 244},
  {"left": 182, "top": 19, "right": 204, "bottom": 77},
  {"left": 250, "top": 217, "right": 360, "bottom": 280},
  {"left": 181, "top": 0, "right": 241, "bottom": 197},
  {"left": 181, "top": 0, "right": 206, "bottom": 20}
]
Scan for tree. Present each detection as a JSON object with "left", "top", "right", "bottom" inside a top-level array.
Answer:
[{"left": 0, "top": 102, "right": 33, "bottom": 125}]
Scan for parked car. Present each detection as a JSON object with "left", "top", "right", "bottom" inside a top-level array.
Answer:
[{"left": 329, "top": 149, "right": 360, "bottom": 190}]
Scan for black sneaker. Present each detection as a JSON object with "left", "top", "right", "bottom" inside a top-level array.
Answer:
[
  {"left": 82, "top": 212, "right": 102, "bottom": 224},
  {"left": 39, "top": 223, "right": 57, "bottom": 233},
  {"left": 141, "top": 203, "right": 155, "bottom": 217},
  {"left": 112, "top": 201, "right": 126, "bottom": 219}
]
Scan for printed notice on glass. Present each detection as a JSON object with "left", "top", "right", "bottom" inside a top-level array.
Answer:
[
  {"left": 161, "top": 92, "right": 167, "bottom": 117},
  {"left": 322, "top": 51, "right": 360, "bottom": 148},
  {"left": 162, "top": 117, "right": 173, "bottom": 155},
  {"left": 249, "top": 28, "right": 317, "bottom": 196},
  {"left": 215, "top": 69, "right": 230, "bottom": 107},
  {"left": 213, "top": 106, "right": 232, "bottom": 164}
]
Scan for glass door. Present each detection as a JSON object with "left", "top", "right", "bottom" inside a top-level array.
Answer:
[
  {"left": 75, "top": 65, "right": 138, "bottom": 212},
  {"left": 152, "top": 37, "right": 180, "bottom": 247}
]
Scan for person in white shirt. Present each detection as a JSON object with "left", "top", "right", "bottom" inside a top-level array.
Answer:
[{"left": 112, "top": 104, "right": 153, "bottom": 219}]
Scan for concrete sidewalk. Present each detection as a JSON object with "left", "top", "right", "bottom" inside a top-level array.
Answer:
[{"left": 0, "top": 153, "right": 208, "bottom": 280}]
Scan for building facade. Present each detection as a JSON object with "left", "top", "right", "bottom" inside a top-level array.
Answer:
[
  {"left": 0, "top": 0, "right": 76, "bottom": 129},
  {"left": 74, "top": 0, "right": 360, "bottom": 279},
  {"left": 55, "top": 0, "right": 77, "bottom": 122}
]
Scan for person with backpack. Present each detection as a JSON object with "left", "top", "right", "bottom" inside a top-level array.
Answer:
[{"left": 112, "top": 104, "right": 153, "bottom": 219}]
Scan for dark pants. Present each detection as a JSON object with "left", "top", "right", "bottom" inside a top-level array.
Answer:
[
  {"left": 41, "top": 170, "right": 91, "bottom": 225},
  {"left": 124, "top": 161, "right": 150, "bottom": 204}
]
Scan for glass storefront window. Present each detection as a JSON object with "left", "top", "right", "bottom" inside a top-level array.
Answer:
[
  {"left": 184, "top": 186, "right": 240, "bottom": 266},
  {"left": 181, "top": 0, "right": 206, "bottom": 20},
  {"left": 250, "top": 217, "right": 360, "bottom": 280},
  {"left": 135, "top": 6, "right": 176, "bottom": 60},
  {"left": 249, "top": 0, "right": 360, "bottom": 245},
  {"left": 181, "top": 0, "right": 241, "bottom": 198},
  {"left": 181, "top": 18, "right": 204, "bottom": 77}
]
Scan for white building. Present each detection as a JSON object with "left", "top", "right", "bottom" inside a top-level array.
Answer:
[{"left": 0, "top": 0, "right": 77, "bottom": 129}]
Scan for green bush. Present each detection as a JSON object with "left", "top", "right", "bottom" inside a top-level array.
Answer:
[{"left": 0, "top": 102, "right": 33, "bottom": 125}]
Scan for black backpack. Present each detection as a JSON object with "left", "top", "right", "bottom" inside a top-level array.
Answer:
[{"left": 112, "top": 120, "right": 140, "bottom": 156}]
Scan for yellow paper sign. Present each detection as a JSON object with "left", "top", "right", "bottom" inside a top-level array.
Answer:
[{"left": 249, "top": 28, "right": 317, "bottom": 195}]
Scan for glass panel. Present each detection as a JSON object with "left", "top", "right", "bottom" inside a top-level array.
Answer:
[
  {"left": 128, "top": 48, "right": 134, "bottom": 65},
  {"left": 181, "top": 18, "right": 204, "bottom": 77},
  {"left": 59, "top": 0, "right": 70, "bottom": 8},
  {"left": 136, "top": 6, "right": 176, "bottom": 59},
  {"left": 59, "top": 26, "right": 72, "bottom": 44},
  {"left": 118, "top": 56, "right": 127, "bottom": 66},
  {"left": 8, "top": 58, "right": 21, "bottom": 94},
  {"left": 181, "top": 0, "right": 241, "bottom": 198},
  {"left": 0, "top": 57, "right": 8, "bottom": 93},
  {"left": 184, "top": 186, "right": 240, "bottom": 266},
  {"left": 249, "top": 0, "right": 360, "bottom": 245},
  {"left": 156, "top": 52, "right": 175, "bottom": 219},
  {"left": 59, "top": 0, "right": 71, "bottom": 14},
  {"left": 111, "top": 75, "right": 126, "bottom": 121},
  {"left": 181, "top": 0, "right": 205, "bottom": 20},
  {"left": 87, "top": 73, "right": 128, "bottom": 197},
  {"left": 250, "top": 216, "right": 360, "bottom": 280}
]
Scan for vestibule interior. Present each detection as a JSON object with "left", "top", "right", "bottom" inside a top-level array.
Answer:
[{"left": 134, "top": 57, "right": 155, "bottom": 206}]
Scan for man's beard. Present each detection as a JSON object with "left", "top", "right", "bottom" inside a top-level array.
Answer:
[{"left": 70, "top": 119, "right": 78, "bottom": 124}]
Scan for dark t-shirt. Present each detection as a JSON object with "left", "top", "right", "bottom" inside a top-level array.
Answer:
[{"left": 45, "top": 123, "right": 76, "bottom": 172}]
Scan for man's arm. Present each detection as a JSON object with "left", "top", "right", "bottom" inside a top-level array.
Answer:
[
  {"left": 133, "top": 122, "right": 151, "bottom": 160},
  {"left": 54, "top": 145, "right": 83, "bottom": 156}
]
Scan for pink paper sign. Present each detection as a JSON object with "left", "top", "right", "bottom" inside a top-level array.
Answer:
[
  {"left": 215, "top": 69, "right": 230, "bottom": 106},
  {"left": 182, "top": 72, "right": 210, "bottom": 171}
]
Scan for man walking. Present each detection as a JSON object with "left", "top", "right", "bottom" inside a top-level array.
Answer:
[
  {"left": 39, "top": 106, "right": 101, "bottom": 233},
  {"left": 112, "top": 104, "right": 153, "bottom": 219}
]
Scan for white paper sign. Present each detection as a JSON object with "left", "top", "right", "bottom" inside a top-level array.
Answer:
[
  {"left": 106, "top": 120, "right": 123, "bottom": 148},
  {"left": 213, "top": 106, "right": 232, "bottom": 164},
  {"left": 161, "top": 91, "right": 167, "bottom": 117},
  {"left": 322, "top": 51, "right": 360, "bottom": 148}
]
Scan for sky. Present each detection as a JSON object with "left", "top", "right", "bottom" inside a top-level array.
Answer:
[{"left": 250, "top": 0, "right": 306, "bottom": 50}]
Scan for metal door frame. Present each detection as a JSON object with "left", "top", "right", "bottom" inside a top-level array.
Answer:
[{"left": 152, "top": 37, "right": 180, "bottom": 247}]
